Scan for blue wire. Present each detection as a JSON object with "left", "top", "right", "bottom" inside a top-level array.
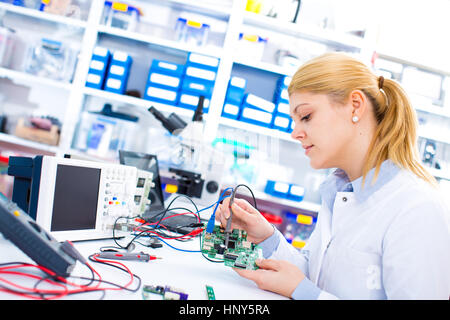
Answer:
[
  {"left": 206, "top": 187, "right": 233, "bottom": 233},
  {"left": 196, "top": 187, "right": 233, "bottom": 215},
  {"left": 145, "top": 188, "right": 234, "bottom": 253}
]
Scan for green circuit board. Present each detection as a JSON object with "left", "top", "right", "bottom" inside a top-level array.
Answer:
[{"left": 201, "top": 225, "right": 262, "bottom": 270}]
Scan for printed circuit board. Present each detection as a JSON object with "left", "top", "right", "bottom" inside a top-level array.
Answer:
[{"left": 201, "top": 225, "right": 262, "bottom": 270}]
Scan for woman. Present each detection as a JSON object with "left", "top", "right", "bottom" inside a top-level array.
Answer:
[{"left": 216, "top": 52, "right": 450, "bottom": 299}]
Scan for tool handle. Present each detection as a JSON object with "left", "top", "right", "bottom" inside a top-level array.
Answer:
[{"left": 96, "top": 252, "right": 150, "bottom": 261}]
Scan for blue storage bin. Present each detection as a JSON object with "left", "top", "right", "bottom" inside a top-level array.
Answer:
[
  {"left": 181, "top": 77, "right": 214, "bottom": 97},
  {"left": 225, "top": 76, "right": 246, "bottom": 105},
  {"left": 104, "top": 76, "right": 129, "bottom": 94},
  {"left": 104, "top": 65, "right": 131, "bottom": 94},
  {"left": 186, "top": 52, "right": 219, "bottom": 71},
  {"left": 272, "top": 113, "right": 291, "bottom": 131},
  {"left": 88, "top": 59, "right": 109, "bottom": 76},
  {"left": 104, "top": 50, "right": 132, "bottom": 94},
  {"left": 277, "top": 75, "right": 292, "bottom": 89},
  {"left": 273, "top": 87, "right": 289, "bottom": 104},
  {"left": 85, "top": 46, "right": 111, "bottom": 89},
  {"left": 184, "top": 65, "right": 217, "bottom": 83},
  {"left": 287, "top": 184, "right": 305, "bottom": 202},
  {"left": 85, "top": 73, "right": 104, "bottom": 90},
  {"left": 239, "top": 106, "right": 273, "bottom": 127},
  {"left": 150, "top": 59, "right": 185, "bottom": 77},
  {"left": 108, "top": 63, "right": 130, "bottom": 79},
  {"left": 221, "top": 102, "right": 241, "bottom": 120},
  {"left": 243, "top": 93, "right": 275, "bottom": 114},
  {"left": 147, "top": 71, "right": 182, "bottom": 91},
  {"left": 92, "top": 46, "right": 111, "bottom": 63},
  {"left": 178, "top": 91, "right": 210, "bottom": 112},
  {"left": 264, "top": 180, "right": 290, "bottom": 199},
  {"left": 144, "top": 85, "right": 179, "bottom": 105},
  {"left": 110, "top": 50, "right": 132, "bottom": 67},
  {"left": 274, "top": 75, "right": 291, "bottom": 104},
  {"left": 276, "top": 101, "right": 290, "bottom": 116}
]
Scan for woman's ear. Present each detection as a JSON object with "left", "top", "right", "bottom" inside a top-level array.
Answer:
[{"left": 349, "top": 90, "right": 367, "bottom": 121}]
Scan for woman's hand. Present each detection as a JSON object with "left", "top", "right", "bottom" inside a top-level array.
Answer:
[
  {"left": 215, "top": 197, "right": 274, "bottom": 244},
  {"left": 234, "top": 259, "right": 306, "bottom": 298}
]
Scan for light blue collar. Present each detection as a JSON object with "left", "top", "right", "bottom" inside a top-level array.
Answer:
[{"left": 319, "top": 160, "right": 400, "bottom": 212}]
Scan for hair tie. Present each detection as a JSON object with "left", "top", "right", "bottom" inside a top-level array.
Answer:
[{"left": 378, "top": 76, "right": 384, "bottom": 90}]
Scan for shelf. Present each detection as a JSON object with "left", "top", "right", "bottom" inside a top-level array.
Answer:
[
  {"left": 97, "top": 25, "right": 224, "bottom": 58},
  {"left": 0, "top": 2, "right": 87, "bottom": 29},
  {"left": 82, "top": 87, "right": 195, "bottom": 118},
  {"left": 415, "top": 103, "right": 450, "bottom": 119},
  {"left": 243, "top": 11, "right": 365, "bottom": 51},
  {"left": 0, "top": 67, "right": 73, "bottom": 90},
  {"left": 418, "top": 126, "right": 450, "bottom": 145},
  {"left": 219, "top": 117, "right": 297, "bottom": 143},
  {"left": 376, "top": 52, "right": 450, "bottom": 77},
  {"left": 66, "top": 148, "right": 119, "bottom": 163},
  {"left": 233, "top": 58, "right": 296, "bottom": 76},
  {"left": 0, "top": 132, "right": 59, "bottom": 154},
  {"left": 151, "top": 0, "right": 232, "bottom": 19}
]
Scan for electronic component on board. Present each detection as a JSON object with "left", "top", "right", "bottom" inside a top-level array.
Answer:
[
  {"left": 201, "top": 225, "right": 262, "bottom": 270},
  {"left": 205, "top": 285, "right": 215, "bottom": 300},
  {"left": 142, "top": 284, "right": 188, "bottom": 300}
]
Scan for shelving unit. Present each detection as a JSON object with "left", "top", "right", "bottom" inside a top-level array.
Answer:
[
  {"left": 0, "top": 132, "right": 58, "bottom": 155},
  {"left": 0, "top": 1, "right": 88, "bottom": 28},
  {"left": 1, "top": 0, "right": 450, "bottom": 215},
  {"left": 242, "top": 11, "right": 365, "bottom": 52},
  {"left": 82, "top": 86, "right": 196, "bottom": 118},
  {"left": 0, "top": 67, "right": 73, "bottom": 90},
  {"left": 97, "top": 25, "right": 225, "bottom": 58}
]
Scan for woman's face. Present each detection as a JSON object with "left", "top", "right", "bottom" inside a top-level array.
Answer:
[{"left": 289, "top": 91, "right": 355, "bottom": 170}]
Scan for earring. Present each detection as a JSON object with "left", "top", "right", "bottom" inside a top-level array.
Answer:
[{"left": 352, "top": 116, "right": 359, "bottom": 123}]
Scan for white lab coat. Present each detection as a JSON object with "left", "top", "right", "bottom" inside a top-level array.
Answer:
[{"left": 265, "top": 168, "right": 450, "bottom": 299}]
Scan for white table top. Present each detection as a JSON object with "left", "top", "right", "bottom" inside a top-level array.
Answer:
[{"left": 0, "top": 232, "right": 287, "bottom": 300}]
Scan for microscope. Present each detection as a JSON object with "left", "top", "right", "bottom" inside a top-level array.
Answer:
[{"left": 148, "top": 96, "right": 224, "bottom": 207}]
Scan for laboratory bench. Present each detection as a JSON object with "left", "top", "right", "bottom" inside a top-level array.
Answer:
[{"left": 0, "top": 228, "right": 287, "bottom": 301}]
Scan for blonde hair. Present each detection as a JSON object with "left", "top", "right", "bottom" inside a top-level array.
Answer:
[{"left": 288, "top": 52, "right": 437, "bottom": 186}]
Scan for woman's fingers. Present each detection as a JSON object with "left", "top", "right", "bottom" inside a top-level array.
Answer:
[{"left": 233, "top": 198, "right": 259, "bottom": 215}]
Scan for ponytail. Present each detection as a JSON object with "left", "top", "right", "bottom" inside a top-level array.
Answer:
[
  {"left": 288, "top": 52, "right": 437, "bottom": 186},
  {"left": 365, "top": 77, "right": 438, "bottom": 186}
]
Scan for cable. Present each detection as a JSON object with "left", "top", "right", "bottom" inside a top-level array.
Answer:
[
  {"left": 206, "top": 187, "right": 233, "bottom": 233},
  {"left": 114, "top": 188, "right": 233, "bottom": 251},
  {"left": 0, "top": 254, "right": 141, "bottom": 300},
  {"left": 152, "top": 194, "right": 200, "bottom": 229},
  {"left": 146, "top": 236, "right": 201, "bottom": 253},
  {"left": 224, "top": 184, "right": 258, "bottom": 248}
]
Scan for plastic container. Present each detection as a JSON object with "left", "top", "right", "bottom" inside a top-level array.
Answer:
[
  {"left": 73, "top": 111, "right": 139, "bottom": 159},
  {"left": 236, "top": 33, "right": 267, "bottom": 61},
  {"left": 175, "top": 17, "right": 210, "bottom": 46},
  {"left": 103, "top": 1, "right": 141, "bottom": 32},
  {"left": 0, "top": 27, "right": 15, "bottom": 68},
  {"left": 23, "top": 38, "right": 78, "bottom": 82}
]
